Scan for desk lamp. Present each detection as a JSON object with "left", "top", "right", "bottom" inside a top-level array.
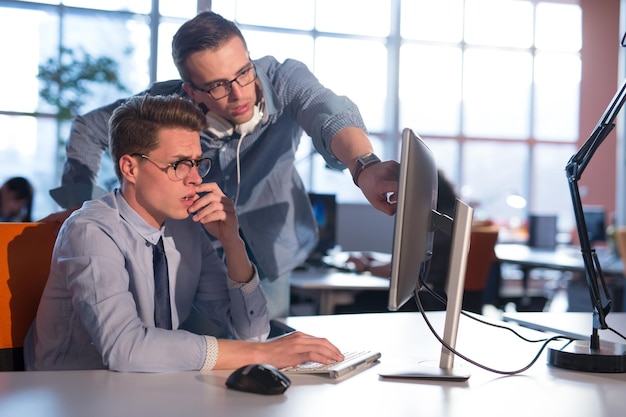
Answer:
[{"left": 548, "top": 34, "right": 626, "bottom": 373}]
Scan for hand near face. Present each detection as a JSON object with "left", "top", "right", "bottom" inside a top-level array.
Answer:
[{"left": 188, "top": 182, "right": 239, "bottom": 244}]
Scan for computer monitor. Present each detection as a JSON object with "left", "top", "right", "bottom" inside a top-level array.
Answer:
[
  {"left": 582, "top": 206, "right": 606, "bottom": 242},
  {"left": 306, "top": 193, "right": 337, "bottom": 263},
  {"left": 380, "top": 128, "right": 473, "bottom": 381},
  {"left": 528, "top": 214, "right": 558, "bottom": 249}
]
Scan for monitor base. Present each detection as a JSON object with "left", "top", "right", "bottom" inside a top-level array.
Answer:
[
  {"left": 379, "top": 360, "right": 470, "bottom": 382},
  {"left": 548, "top": 339, "right": 626, "bottom": 373}
]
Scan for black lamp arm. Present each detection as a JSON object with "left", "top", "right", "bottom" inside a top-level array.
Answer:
[{"left": 565, "top": 52, "right": 626, "bottom": 336}]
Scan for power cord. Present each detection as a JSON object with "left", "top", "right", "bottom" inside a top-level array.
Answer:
[
  {"left": 410, "top": 259, "right": 610, "bottom": 375},
  {"left": 413, "top": 285, "right": 572, "bottom": 375}
]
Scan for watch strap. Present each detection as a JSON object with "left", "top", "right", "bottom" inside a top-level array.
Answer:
[{"left": 352, "top": 153, "right": 381, "bottom": 186}]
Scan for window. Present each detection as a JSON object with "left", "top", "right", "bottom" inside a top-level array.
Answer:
[
  {"left": 213, "top": 0, "right": 583, "bottom": 232},
  {"left": 0, "top": 0, "right": 585, "bottom": 233},
  {"left": 0, "top": 1, "right": 196, "bottom": 220}
]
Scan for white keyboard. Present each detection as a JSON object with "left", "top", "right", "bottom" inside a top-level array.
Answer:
[{"left": 281, "top": 350, "right": 381, "bottom": 379}]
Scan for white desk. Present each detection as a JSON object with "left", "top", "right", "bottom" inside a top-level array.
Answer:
[
  {"left": 1, "top": 312, "right": 625, "bottom": 417},
  {"left": 503, "top": 311, "right": 626, "bottom": 344},
  {"left": 495, "top": 244, "right": 624, "bottom": 277},
  {"left": 291, "top": 269, "right": 389, "bottom": 314}
]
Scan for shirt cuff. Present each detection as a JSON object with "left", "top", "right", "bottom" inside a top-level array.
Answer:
[
  {"left": 227, "top": 264, "right": 260, "bottom": 294},
  {"left": 200, "top": 336, "right": 218, "bottom": 371}
]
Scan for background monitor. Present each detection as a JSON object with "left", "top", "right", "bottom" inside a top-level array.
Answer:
[
  {"left": 306, "top": 193, "right": 337, "bottom": 263},
  {"left": 528, "top": 214, "right": 558, "bottom": 249},
  {"left": 582, "top": 206, "right": 606, "bottom": 242},
  {"left": 381, "top": 128, "right": 473, "bottom": 381}
]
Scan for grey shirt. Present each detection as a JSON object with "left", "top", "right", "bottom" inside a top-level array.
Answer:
[
  {"left": 58, "top": 56, "right": 368, "bottom": 281},
  {"left": 24, "top": 190, "right": 269, "bottom": 372}
]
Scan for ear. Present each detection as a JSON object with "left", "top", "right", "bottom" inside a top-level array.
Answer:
[{"left": 119, "top": 154, "right": 138, "bottom": 185}]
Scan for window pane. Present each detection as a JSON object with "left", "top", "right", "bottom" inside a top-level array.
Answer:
[
  {"left": 210, "top": 0, "right": 236, "bottom": 19},
  {"left": 316, "top": 0, "right": 390, "bottom": 37},
  {"left": 463, "top": 48, "right": 532, "bottom": 138},
  {"left": 0, "top": 8, "right": 58, "bottom": 113},
  {"left": 315, "top": 37, "right": 387, "bottom": 132},
  {"left": 158, "top": 19, "right": 185, "bottom": 81},
  {"left": 159, "top": 0, "right": 197, "bottom": 18},
  {"left": 465, "top": 0, "right": 533, "bottom": 48},
  {"left": 536, "top": 3, "right": 582, "bottom": 52},
  {"left": 17, "top": 0, "right": 59, "bottom": 4},
  {"left": 0, "top": 115, "right": 58, "bottom": 220},
  {"left": 232, "top": 0, "right": 314, "bottom": 29},
  {"left": 426, "top": 138, "right": 460, "bottom": 184},
  {"left": 61, "top": 0, "right": 151, "bottom": 13},
  {"left": 401, "top": 0, "right": 463, "bottom": 42},
  {"left": 400, "top": 44, "right": 462, "bottom": 136},
  {"left": 243, "top": 30, "right": 314, "bottom": 71},
  {"left": 461, "top": 141, "right": 528, "bottom": 225},
  {"left": 62, "top": 12, "right": 150, "bottom": 112},
  {"left": 534, "top": 52, "right": 580, "bottom": 141},
  {"left": 532, "top": 143, "right": 577, "bottom": 233}
]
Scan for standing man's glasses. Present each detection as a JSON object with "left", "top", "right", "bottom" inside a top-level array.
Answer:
[
  {"left": 131, "top": 154, "right": 212, "bottom": 181},
  {"left": 188, "top": 63, "right": 257, "bottom": 100}
]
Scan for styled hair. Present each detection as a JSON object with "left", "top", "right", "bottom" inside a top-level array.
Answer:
[
  {"left": 2, "top": 177, "right": 34, "bottom": 221},
  {"left": 172, "top": 11, "right": 247, "bottom": 82},
  {"left": 109, "top": 94, "right": 208, "bottom": 181}
]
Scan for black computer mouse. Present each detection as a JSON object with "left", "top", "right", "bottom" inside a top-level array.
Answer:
[{"left": 225, "top": 363, "right": 291, "bottom": 395}]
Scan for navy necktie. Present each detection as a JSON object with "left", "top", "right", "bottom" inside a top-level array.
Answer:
[{"left": 152, "top": 237, "right": 172, "bottom": 329}]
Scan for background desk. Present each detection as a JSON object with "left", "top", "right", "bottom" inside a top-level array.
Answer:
[
  {"left": 1, "top": 312, "right": 625, "bottom": 417},
  {"left": 494, "top": 244, "right": 625, "bottom": 311},
  {"left": 495, "top": 244, "right": 623, "bottom": 276},
  {"left": 291, "top": 269, "right": 389, "bottom": 314},
  {"left": 503, "top": 311, "right": 626, "bottom": 344}
]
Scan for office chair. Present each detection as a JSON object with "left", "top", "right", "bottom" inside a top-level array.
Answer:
[
  {"left": 0, "top": 222, "right": 58, "bottom": 371},
  {"left": 462, "top": 225, "right": 500, "bottom": 314}
]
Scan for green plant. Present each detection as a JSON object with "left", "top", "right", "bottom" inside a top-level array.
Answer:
[{"left": 38, "top": 46, "right": 129, "bottom": 120}]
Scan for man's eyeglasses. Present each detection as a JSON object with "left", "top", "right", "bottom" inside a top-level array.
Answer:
[
  {"left": 189, "top": 63, "right": 257, "bottom": 100},
  {"left": 131, "top": 153, "right": 212, "bottom": 181}
]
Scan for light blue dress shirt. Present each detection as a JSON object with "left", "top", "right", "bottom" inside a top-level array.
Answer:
[
  {"left": 58, "top": 56, "right": 368, "bottom": 282},
  {"left": 24, "top": 190, "right": 269, "bottom": 372}
]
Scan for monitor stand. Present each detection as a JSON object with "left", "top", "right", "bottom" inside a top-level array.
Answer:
[{"left": 379, "top": 201, "right": 473, "bottom": 382}]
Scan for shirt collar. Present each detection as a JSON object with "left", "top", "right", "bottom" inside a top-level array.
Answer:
[{"left": 114, "top": 189, "right": 163, "bottom": 246}]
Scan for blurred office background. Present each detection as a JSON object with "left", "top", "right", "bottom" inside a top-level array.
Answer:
[{"left": 0, "top": 0, "right": 623, "bottom": 249}]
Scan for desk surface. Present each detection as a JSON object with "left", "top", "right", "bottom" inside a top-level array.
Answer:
[
  {"left": 495, "top": 244, "right": 624, "bottom": 276},
  {"left": 503, "top": 311, "right": 626, "bottom": 344},
  {"left": 1, "top": 312, "right": 625, "bottom": 417}
]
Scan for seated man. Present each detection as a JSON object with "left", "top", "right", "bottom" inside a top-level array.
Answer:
[{"left": 24, "top": 94, "right": 343, "bottom": 372}]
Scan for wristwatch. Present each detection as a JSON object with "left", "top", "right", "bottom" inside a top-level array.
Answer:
[{"left": 351, "top": 153, "right": 381, "bottom": 186}]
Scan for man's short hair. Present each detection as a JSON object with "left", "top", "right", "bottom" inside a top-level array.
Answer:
[
  {"left": 172, "top": 11, "right": 247, "bottom": 82},
  {"left": 109, "top": 94, "right": 207, "bottom": 180}
]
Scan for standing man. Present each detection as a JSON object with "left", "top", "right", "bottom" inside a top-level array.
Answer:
[
  {"left": 52, "top": 11, "right": 399, "bottom": 319},
  {"left": 25, "top": 94, "right": 344, "bottom": 372}
]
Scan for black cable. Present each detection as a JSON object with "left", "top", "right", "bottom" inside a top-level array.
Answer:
[
  {"left": 413, "top": 262, "right": 580, "bottom": 375},
  {"left": 412, "top": 286, "right": 574, "bottom": 375},
  {"left": 417, "top": 277, "right": 550, "bottom": 343}
]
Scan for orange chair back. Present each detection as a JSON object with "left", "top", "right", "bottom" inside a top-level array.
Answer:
[
  {"left": 0, "top": 222, "right": 57, "bottom": 351},
  {"left": 464, "top": 226, "right": 499, "bottom": 291}
]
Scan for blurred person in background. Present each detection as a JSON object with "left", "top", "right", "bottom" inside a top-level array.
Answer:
[{"left": 0, "top": 176, "right": 34, "bottom": 222}]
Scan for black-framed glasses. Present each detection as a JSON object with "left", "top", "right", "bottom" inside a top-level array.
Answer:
[
  {"left": 131, "top": 153, "right": 212, "bottom": 181},
  {"left": 189, "top": 63, "right": 257, "bottom": 100}
]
